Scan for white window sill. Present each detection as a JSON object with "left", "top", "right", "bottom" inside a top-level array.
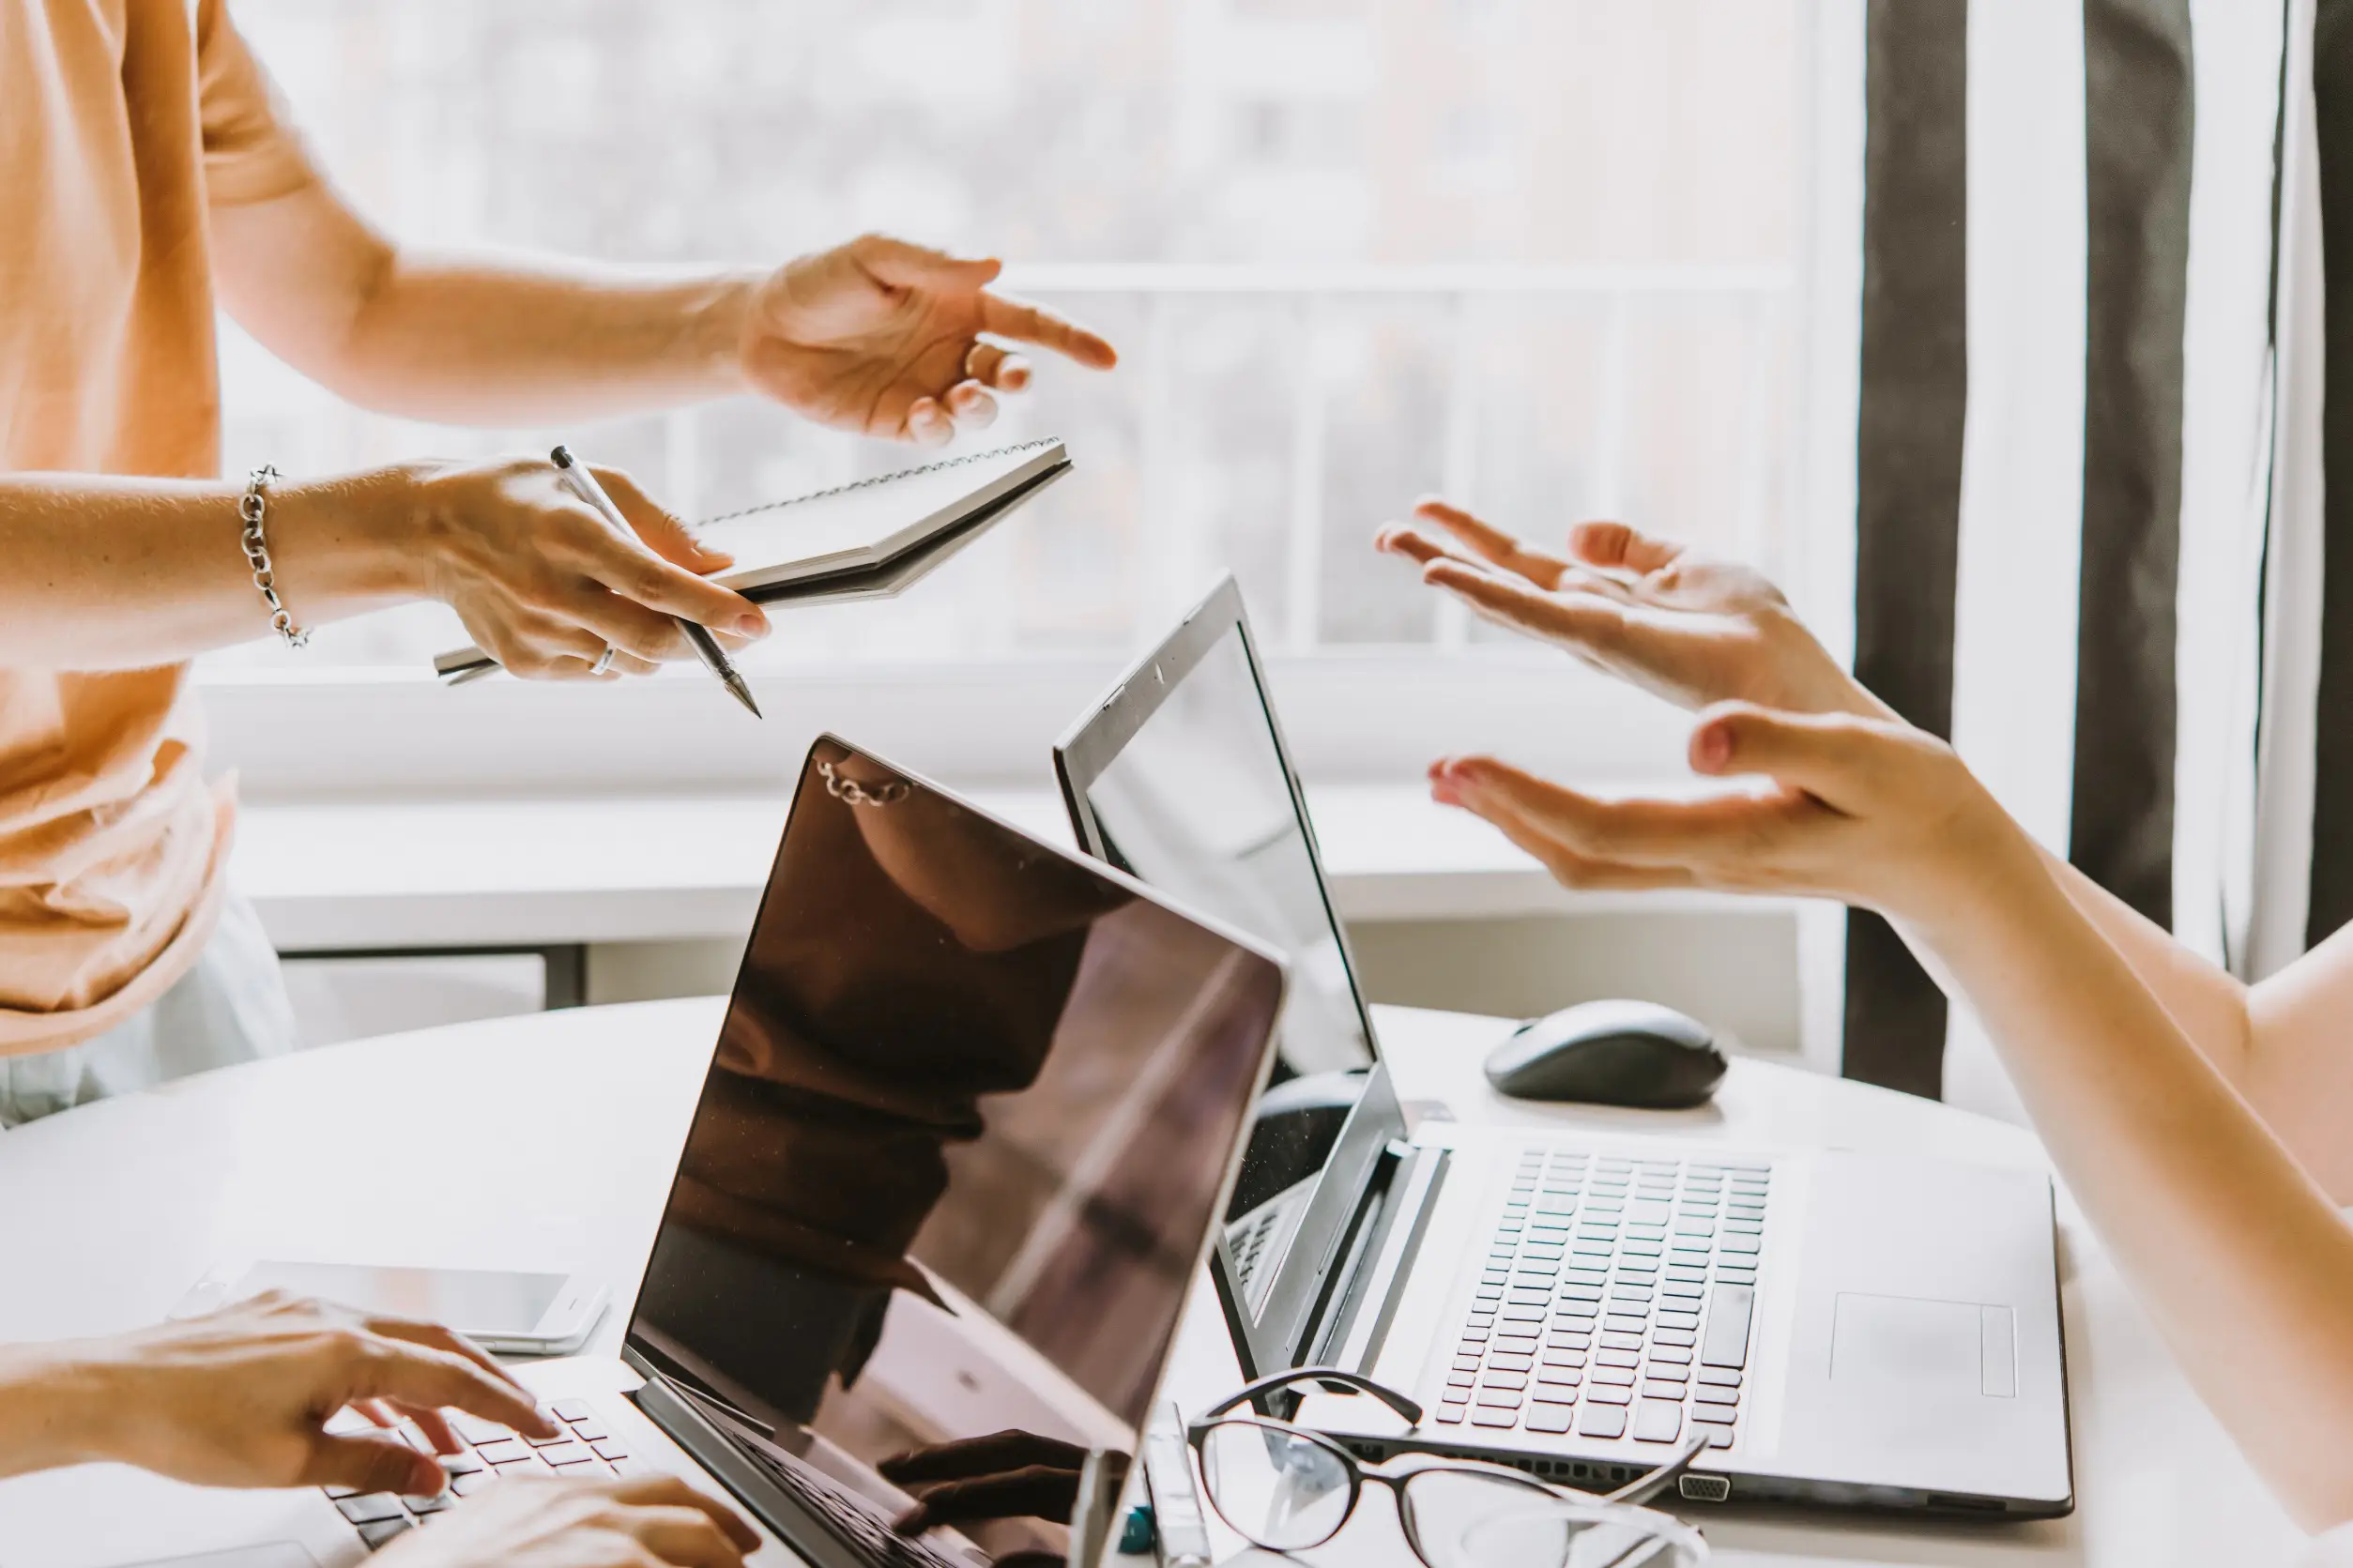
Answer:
[{"left": 233, "top": 784, "right": 1807, "bottom": 951}]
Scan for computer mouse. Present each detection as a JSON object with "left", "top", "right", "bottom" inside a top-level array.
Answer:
[{"left": 1484, "top": 999, "right": 1726, "bottom": 1108}]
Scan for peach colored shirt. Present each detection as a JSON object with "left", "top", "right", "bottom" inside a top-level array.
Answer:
[{"left": 0, "top": 0, "right": 315, "bottom": 1055}]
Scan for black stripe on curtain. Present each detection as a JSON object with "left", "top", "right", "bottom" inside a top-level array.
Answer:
[
  {"left": 2072, "top": 0, "right": 2193, "bottom": 930},
  {"left": 1847, "top": 0, "right": 1968, "bottom": 1099},
  {"left": 2310, "top": 0, "right": 2353, "bottom": 946}
]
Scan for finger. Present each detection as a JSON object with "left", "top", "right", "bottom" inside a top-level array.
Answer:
[
  {"left": 353, "top": 1399, "right": 398, "bottom": 1429},
  {"left": 1566, "top": 519, "right": 1687, "bottom": 577},
  {"left": 944, "top": 379, "right": 1001, "bottom": 429},
  {"left": 565, "top": 527, "right": 771, "bottom": 641},
  {"left": 629, "top": 1504, "right": 750, "bottom": 1568},
  {"left": 963, "top": 341, "right": 1029, "bottom": 392},
  {"left": 605, "top": 1476, "right": 764, "bottom": 1553},
  {"left": 594, "top": 466, "right": 735, "bottom": 574},
  {"left": 347, "top": 1338, "right": 552, "bottom": 1439},
  {"left": 1429, "top": 769, "right": 1698, "bottom": 891},
  {"left": 1374, "top": 524, "right": 1490, "bottom": 571},
  {"left": 362, "top": 1316, "right": 527, "bottom": 1394},
  {"left": 850, "top": 233, "right": 1004, "bottom": 293},
  {"left": 1433, "top": 756, "right": 1798, "bottom": 867},
  {"left": 894, "top": 1467, "right": 1083, "bottom": 1533},
  {"left": 880, "top": 1431, "right": 1090, "bottom": 1484},
  {"left": 552, "top": 586, "right": 699, "bottom": 664},
  {"left": 307, "top": 1434, "right": 444, "bottom": 1499},
  {"left": 390, "top": 1403, "right": 464, "bottom": 1455},
  {"left": 904, "top": 396, "right": 955, "bottom": 446},
  {"left": 1413, "top": 497, "right": 1569, "bottom": 588},
  {"left": 1424, "top": 558, "right": 1633, "bottom": 652},
  {"left": 1688, "top": 703, "right": 1891, "bottom": 810},
  {"left": 977, "top": 293, "right": 1119, "bottom": 370}
]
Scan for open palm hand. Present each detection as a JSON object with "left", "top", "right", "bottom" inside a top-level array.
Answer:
[
  {"left": 741, "top": 235, "right": 1116, "bottom": 446},
  {"left": 1378, "top": 499, "right": 1885, "bottom": 718}
]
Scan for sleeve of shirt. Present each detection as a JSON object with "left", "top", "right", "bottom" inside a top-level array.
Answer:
[{"left": 194, "top": 0, "right": 320, "bottom": 206}]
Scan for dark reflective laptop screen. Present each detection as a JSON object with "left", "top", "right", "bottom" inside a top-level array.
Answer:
[
  {"left": 626, "top": 739, "right": 1282, "bottom": 1568},
  {"left": 1073, "top": 623, "right": 1372, "bottom": 1077}
]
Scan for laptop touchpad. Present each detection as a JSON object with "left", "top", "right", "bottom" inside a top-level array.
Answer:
[{"left": 1831, "top": 1292, "right": 2017, "bottom": 1399}]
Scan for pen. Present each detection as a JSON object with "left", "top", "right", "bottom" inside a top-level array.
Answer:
[{"left": 550, "top": 445, "right": 761, "bottom": 718}]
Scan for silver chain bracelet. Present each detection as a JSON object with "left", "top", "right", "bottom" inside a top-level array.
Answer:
[{"left": 237, "top": 464, "right": 310, "bottom": 649}]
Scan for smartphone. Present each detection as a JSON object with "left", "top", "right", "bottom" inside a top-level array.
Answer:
[{"left": 175, "top": 1260, "right": 608, "bottom": 1355}]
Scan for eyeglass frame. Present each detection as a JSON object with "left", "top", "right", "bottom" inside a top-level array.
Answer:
[{"left": 1183, "top": 1367, "right": 1710, "bottom": 1567}]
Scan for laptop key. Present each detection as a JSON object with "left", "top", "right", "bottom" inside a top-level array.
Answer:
[
  {"left": 1590, "top": 1366, "right": 1636, "bottom": 1386},
  {"left": 1524, "top": 1403, "right": 1574, "bottom": 1434},
  {"left": 1652, "top": 1328, "right": 1697, "bottom": 1347},
  {"left": 1474, "top": 1389, "right": 1523, "bottom": 1409},
  {"left": 1487, "top": 1351, "right": 1535, "bottom": 1372},
  {"left": 1435, "top": 1406, "right": 1467, "bottom": 1424},
  {"left": 1692, "top": 1384, "right": 1741, "bottom": 1407},
  {"left": 404, "top": 1493, "right": 455, "bottom": 1515},
  {"left": 451, "top": 1469, "right": 499, "bottom": 1497},
  {"left": 539, "top": 1441, "right": 598, "bottom": 1467},
  {"left": 1481, "top": 1372, "right": 1528, "bottom": 1392},
  {"left": 357, "top": 1520, "right": 414, "bottom": 1551},
  {"left": 473, "top": 1439, "right": 531, "bottom": 1465},
  {"left": 336, "top": 1494, "right": 409, "bottom": 1525},
  {"left": 1640, "top": 1380, "right": 1687, "bottom": 1402},
  {"left": 1632, "top": 1401, "right": 1683, "bottom": 1443},
  {"left": 450, "top": 1413, "right": 514, "bottom": 1445},
  {"left": 1689, "top": 1405, "right": 1737, "bottom": 1426},
  {"left": 1577, "top": 1406, "right": 1628, "bottom": 1439},
  {"left": 590, "top": 1439, "right": 631, "bottom": 1462},
  {"left": 552, "top": 1400, "right": 593, "bottom": 1423},
  {"left": 1470, "top": 1408, "right": 1519, "bottom": 1429},
  {"left": 1696, "top": 1366, "right": 1742, "bottom": 1387},
  {"left": 1701, "top": 1285, "right": 1755, "bottom": 1369},
  {"left": 1595, "top": 1347, "right": 1640, "bottom": 1369}
]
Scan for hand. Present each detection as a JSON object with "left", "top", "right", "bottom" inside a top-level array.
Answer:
[
  {"left": 0, "top": 1293, "right": 558, "bottom": 1495},
  {"left": 374, "top": 1474, "right": 760, "bottom": 1568},
  {"left": 1377, "top": 500, "right": 1886, "bottom": 719},
  {"left": 321, "top": 456, "right": 770, "bottom": 679},
  {"left": 737, "top": 235, "right": 1118, "bottom": 446},
  {"left": 1428, "top": 702, "right": 2030, "bottom": 927},
  {"left": 879, "top": 1430, "right": 1127, "bottom": 1536}
]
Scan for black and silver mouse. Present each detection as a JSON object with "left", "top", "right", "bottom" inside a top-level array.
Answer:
[{"left": 1484, "top": 999, "right": 1726, "bottom": 1108}]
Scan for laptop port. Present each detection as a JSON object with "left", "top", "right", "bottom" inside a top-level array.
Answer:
[{"left": 1678, "top": 1474, "right": 1732, "bottom": 1503}]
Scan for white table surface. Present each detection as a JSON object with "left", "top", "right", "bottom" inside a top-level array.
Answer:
[{"left": 0, "top": 998, "right": 2309, "bottom": 1567}]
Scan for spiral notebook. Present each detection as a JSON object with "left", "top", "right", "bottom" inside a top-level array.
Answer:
[{"left": 434, "top": 437, "right": 1070, "bottom": 682}]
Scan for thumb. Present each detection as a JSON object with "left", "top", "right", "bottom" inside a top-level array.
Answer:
[
  {"left": 1688, "top": 703, "right": 1889, "bottom": 809},
  {"left": 587, "top": 466, "right": 732, "bottom": 572},
  {"left": 308, "top": 1433, "right": 443, "bottom": 1499},
  {"left": 1566, "top": 520, "right": 1683, "bottom": 576},
  {"left": 851, "top": 234, "right": 1003, "bottom": 292}
]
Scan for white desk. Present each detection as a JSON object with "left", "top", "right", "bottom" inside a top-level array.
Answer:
[{"left": 0, "top": 999, "right": 2308, "bottom": 1566}]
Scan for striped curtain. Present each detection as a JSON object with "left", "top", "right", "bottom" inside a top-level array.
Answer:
[{"left": 1841, "top": 0, "right": 2349, "bottom": 1110}]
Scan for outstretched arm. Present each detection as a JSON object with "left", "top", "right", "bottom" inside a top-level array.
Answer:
[
  {"left": 208, "top": 179, "right": 1114, "bottom": 439},
  {"left": 1380, "top": 504, "right": 2353, "bottom": 1196},
  {"left": 1427, "top": 709, "right": 2353, "bottom": 1530}
]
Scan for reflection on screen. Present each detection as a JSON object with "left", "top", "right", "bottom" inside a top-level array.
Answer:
[
  {"left": 1080, "top": 626, "right": 1372, "bottom": 1078},
  {"left": 627, "top": 741, "right": 1282, "bottom": 1568}
]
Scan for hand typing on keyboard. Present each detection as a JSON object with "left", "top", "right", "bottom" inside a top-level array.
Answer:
[
  {"left": 0, "top": 1291, "right": 551, "bottom": 1499},
  {"left": 879, "top": 1429, "right": 1130, "bottom": 1536},
  {"left": 371, "top": 1473, "right": 760, "bottom": 1568}
]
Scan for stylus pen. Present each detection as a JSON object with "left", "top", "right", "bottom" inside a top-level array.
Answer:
[{"left": 550, "top": 445, "right": 762, "bottom": 718}]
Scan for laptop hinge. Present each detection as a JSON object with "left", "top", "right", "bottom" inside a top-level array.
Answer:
[{"left": 1310, "top": 1140, "right": 1449, "bottom": 1376}]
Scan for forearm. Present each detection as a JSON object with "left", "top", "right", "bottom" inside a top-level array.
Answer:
[
  {"left": 0, "top": 473, "right": 413, "bottom": 669},
  {"left": 0, "top": 1344, "right": 104, "bottom": 1480},
  {"left": 1921, "top": 841, "right": 2353, "bottom": 1529},
  {"left": 327, "top": 250, "right": 756, "bottom": 426}
]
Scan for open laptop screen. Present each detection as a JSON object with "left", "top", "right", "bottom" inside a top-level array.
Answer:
[{"left": 626, "top": 738, "right": 1283, "bottom": 1568}]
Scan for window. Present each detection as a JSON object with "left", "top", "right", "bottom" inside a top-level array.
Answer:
[{"left": 206, "top": 0, "right": 1833, "bottom": 793}]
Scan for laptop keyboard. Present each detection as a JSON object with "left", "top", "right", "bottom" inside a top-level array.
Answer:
[
  {"left": 723, "top": 1420, "right": 976, "bottom": 1568},
  {"left": 1439, "top": 1147, "right": 1769, "bottom": 1453},
  {"left": 321, "top": 1400, "right": 636, "bottom": 1551}
]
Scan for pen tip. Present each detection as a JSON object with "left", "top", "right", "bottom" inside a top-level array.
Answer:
[{"left": 726, "top": 675, "right": 762, "bottom": 719}]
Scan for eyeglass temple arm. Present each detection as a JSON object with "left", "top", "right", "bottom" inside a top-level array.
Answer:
[
  {"left": 1197, "top": 1366, "right": 1424, "bottom": 1426},
  {"left": 1601, "top": 1429, "right": 1711, "bottom": 1508}
]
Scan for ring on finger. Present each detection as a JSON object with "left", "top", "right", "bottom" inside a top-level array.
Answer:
[{"left": 589, "top": 645, "right": 617, "bottom": 677}]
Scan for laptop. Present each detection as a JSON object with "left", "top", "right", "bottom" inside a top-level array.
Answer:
[
  {"left": 1051, "top": 575, "right": 2074, "bottom": 1518},
  {"left": 2, "top": 735, "right": 1287, "bottom": 1568}
]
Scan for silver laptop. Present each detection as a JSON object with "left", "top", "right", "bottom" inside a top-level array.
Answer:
[
  {"left": 1, "top": 736, "right": 1287, "bottom": 1568},
  {"left": 1051, "top": 575, "right": 2073, "bottom": 1518}
]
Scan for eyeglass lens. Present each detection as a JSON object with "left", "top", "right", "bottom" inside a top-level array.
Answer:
[
  {"left": 1458, "top": 1504, "right": 1703, "bottom": 1568},
  {"left": 1197, "top": 1420, "right": 1353, "bottom": 1549}
]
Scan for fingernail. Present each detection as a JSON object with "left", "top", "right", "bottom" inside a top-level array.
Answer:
[
  {"left": 1693, "top": 723, "right": 1733, "bottom": 770},
  {"left": 737, "top": 613, "right": 770, "bottom": 638}
]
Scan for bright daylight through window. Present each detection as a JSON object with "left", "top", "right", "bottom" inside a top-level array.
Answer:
[{"left": 206, "top": 0, "right": 1825, "bottom": 786}]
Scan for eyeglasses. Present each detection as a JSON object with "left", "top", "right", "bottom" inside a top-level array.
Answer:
[{"left": 1186, "top": 1368, "right": 1710, "bottom": 1568}]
